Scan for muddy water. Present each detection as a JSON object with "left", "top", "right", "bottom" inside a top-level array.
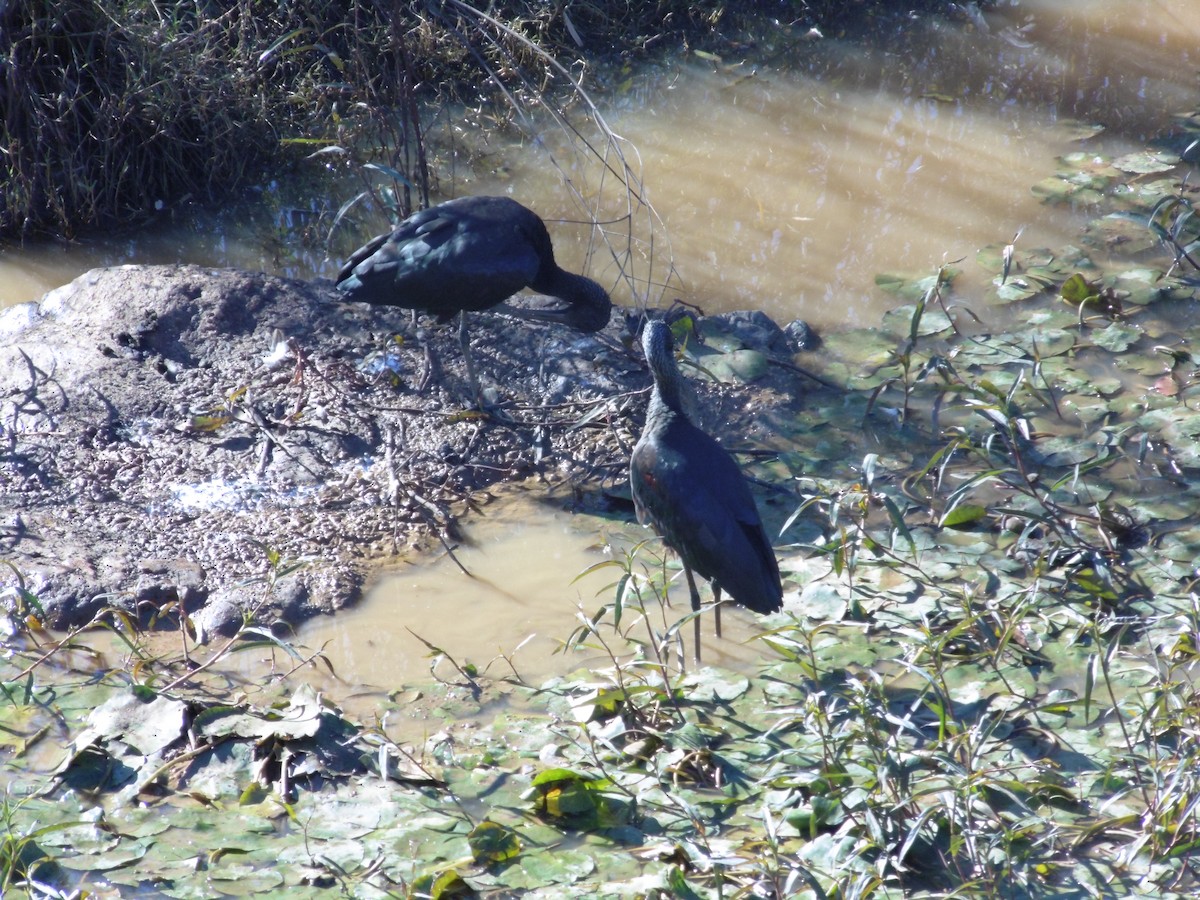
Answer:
[
  {"left": 302, "top": 496, "right": 618, "bottom": 688},
  {"left": 465, "top": 0, "right": 1200, "bottom": 328},
  {"left": 9, "top": 3, "right": 1200, "bottom": 688},
  {"left": 0, "top": 193, "right": 325, "bottom": 307},
  {"left": 296, "top": 492, "right": 776, "bottom": 688},
  {"left": 549, "top": 60, "right": 1085, "bottom": 328}
]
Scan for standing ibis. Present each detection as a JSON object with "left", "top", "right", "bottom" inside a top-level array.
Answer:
[{"left": 630, "top": 319, "right": 783, "bottom": 663}]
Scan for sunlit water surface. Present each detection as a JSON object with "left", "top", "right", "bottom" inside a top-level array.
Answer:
[{"left": 11, "top": 1, "right": 1200, "bottom": 690}]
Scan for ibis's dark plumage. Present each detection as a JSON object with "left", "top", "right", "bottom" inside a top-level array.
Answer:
[
  {"left": 630, "top": 320, "right": 783, "bottom": 662},
  {"left": 335, "top": 196, "right": 611, "bottom": 401}
]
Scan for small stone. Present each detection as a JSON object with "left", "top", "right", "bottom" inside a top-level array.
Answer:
[{"left": 784, "top": 319, "right": 820, "bottom": 351}]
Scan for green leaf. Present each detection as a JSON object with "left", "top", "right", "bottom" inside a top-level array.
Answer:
[
  {"left": 941, "top": 504, "right": 988, "bottom": 529},
  {"left": 527, "top": 769, "right": 599, "bottom": 819},
  {"left": 467, "top": 820, "right": 521, "bottom": 865},
  {"left": 410, "top": 867, "right": 475, "bottom": 899},
  {"left": 797, "top": 582, "right": 848, "bottom": 621},
  {"left": 1070, "top": 567, "right": 1119, "bottom": 601},
  {"left": 1060, "top": 272, "right": 1099, "bottom": 306},
  {"left": 1084, "top": 213, "right": 1158, "bottom": 254},
  {"left": 1091, "top": 323, "right": 1141, "bottom": 353}
]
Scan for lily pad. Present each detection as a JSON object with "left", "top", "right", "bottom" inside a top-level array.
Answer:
[
  {"left": 702, "top": 348, "right": 771, "bottom": 383},
  {"left": 683, "top": 668, "right": 751, "bottom": 702},
  {"left": 1053, "top": 120, "right": 1105, "bottom": 142},
  {"left": 987, "top": 327, "right": 1076, "bottom": 360},
  {"left": 1062, "top": 396, "right": 1114, "bottom": 426},
  {"left": 993, "top": 276, "right": 1048, "bottom": 304},
  {"left": 1111, "top": 149, "right": 1179, "bottom": 175},
  {"left": 1112, "top": 348, "right": 1171, "bottom": 378},
  {"left": 1091, "top": 322, "right": 1142, "bottom": 353},
  {"left": 1034, "top": 357, "right": 1097, "bottom": 395},
  {"left": 193, "top": 685, "right": 324, "bottom": 743},
  {"left": 491, "top": 845, "right": 596, "bottom": 889},
  {"left": 1028, "top": 434, "right": 1109, "bottom": 466},
  {"left": 1111, "top": 267, "right": 1173, "bottom": 307},
  {"left": 1136, "top": 406, "right": 1200, "bottom": 467},
  {"left": 1084, "top": 213, "right": 1159, "bottom": 254},
  {"left": 819, "top": 328, "right": 898, "bottom": 371},
  {"left": 178, "top": 741, "right": 256, "bottom": 800},
  {"left": 84, "top": 689, "right": 188, "bottom": 757},
  {"left": 1032, "top": 176, "right": 1100, "bottom": 206},
  {"left": 1027, "top": 308, "right": 1089, "bottom": 330},
  {"left": 874, "top": 269, "right": 958, "bottom": 304},
  {"left": 797, "top": 582, "right": 848, "bottom": 621},
  {"left": 207, "top": 863, "right": 287, "bottom": 895},
  {"left": 881, "top": 305, "right": 954, "bottom": 338}
]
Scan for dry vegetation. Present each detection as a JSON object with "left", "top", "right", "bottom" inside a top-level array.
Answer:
[{"left": 0, "top": 0, "right": 979, "bottom": 238}]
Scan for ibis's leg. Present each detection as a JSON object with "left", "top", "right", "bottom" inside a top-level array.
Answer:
[
  {"left": 418, "top": 342, "right": 435, "bottom": 392},
  {"left": 684, "top": 565, "right": 703, "bottom": 665},
  {"left": 458, "top": 310, "right": 483, "bottom": 407},
  {"left": 714, "top": 585, "right": 723, "bottom": 639}
]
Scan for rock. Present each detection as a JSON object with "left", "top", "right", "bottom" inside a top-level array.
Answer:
[
  {"left": 705, "top": 349, "right": 771, "bottom": 384},
  {"left": 785, "top": 319, "right": 821, "bottom": 351},
  {"left": 190, "top": 588, "right": 244, "bottom": 641},
  {"left": 134, "top": 558, "right": 207, "bottom": 609},
  {"left": 702, "top": 310, "right": 792, "bottom": 354}
]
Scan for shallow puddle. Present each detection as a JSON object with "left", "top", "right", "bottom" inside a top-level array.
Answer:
[{"left": 297, "top": 494, "right": 782, "bottom": 691}]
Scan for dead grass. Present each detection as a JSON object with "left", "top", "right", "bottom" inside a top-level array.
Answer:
[{"left": 0, "top": 0, "right": 983, "bottom": 239}]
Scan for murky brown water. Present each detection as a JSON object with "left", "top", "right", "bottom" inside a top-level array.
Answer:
[
  {"left": 490, "top": 0, "right": 1200, "bottom": 328},
  {"left": 9, "top": 2, "right": 1200, "bottom": 687},
  {"left": 304, "top": 494, "right": 618, "bottom": 688},
  {"left": 294, "top": 491, "right": 775, "bottom": 688}
]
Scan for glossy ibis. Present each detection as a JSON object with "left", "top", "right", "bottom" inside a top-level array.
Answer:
[
  {"left": 630, "top": 319, "right": 783, "bottom": 663},
  {"left": 335, "top": 195, "right": 611, "bottom": 403}
]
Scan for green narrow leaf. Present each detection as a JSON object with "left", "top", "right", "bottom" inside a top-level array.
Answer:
[
  {"left": 940, "top": 504, "right": 988, "bottom": 529},
  {"left": 882, "top": 496, "right": 916, "bottom": 553}
]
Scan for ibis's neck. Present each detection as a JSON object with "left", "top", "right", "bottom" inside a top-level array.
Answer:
[
  {"left": 647, "top": 363, "right": 687, "bottom": 428},
  {"left": 534, "top": 267, "right": 611, "bottom": 332}
]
